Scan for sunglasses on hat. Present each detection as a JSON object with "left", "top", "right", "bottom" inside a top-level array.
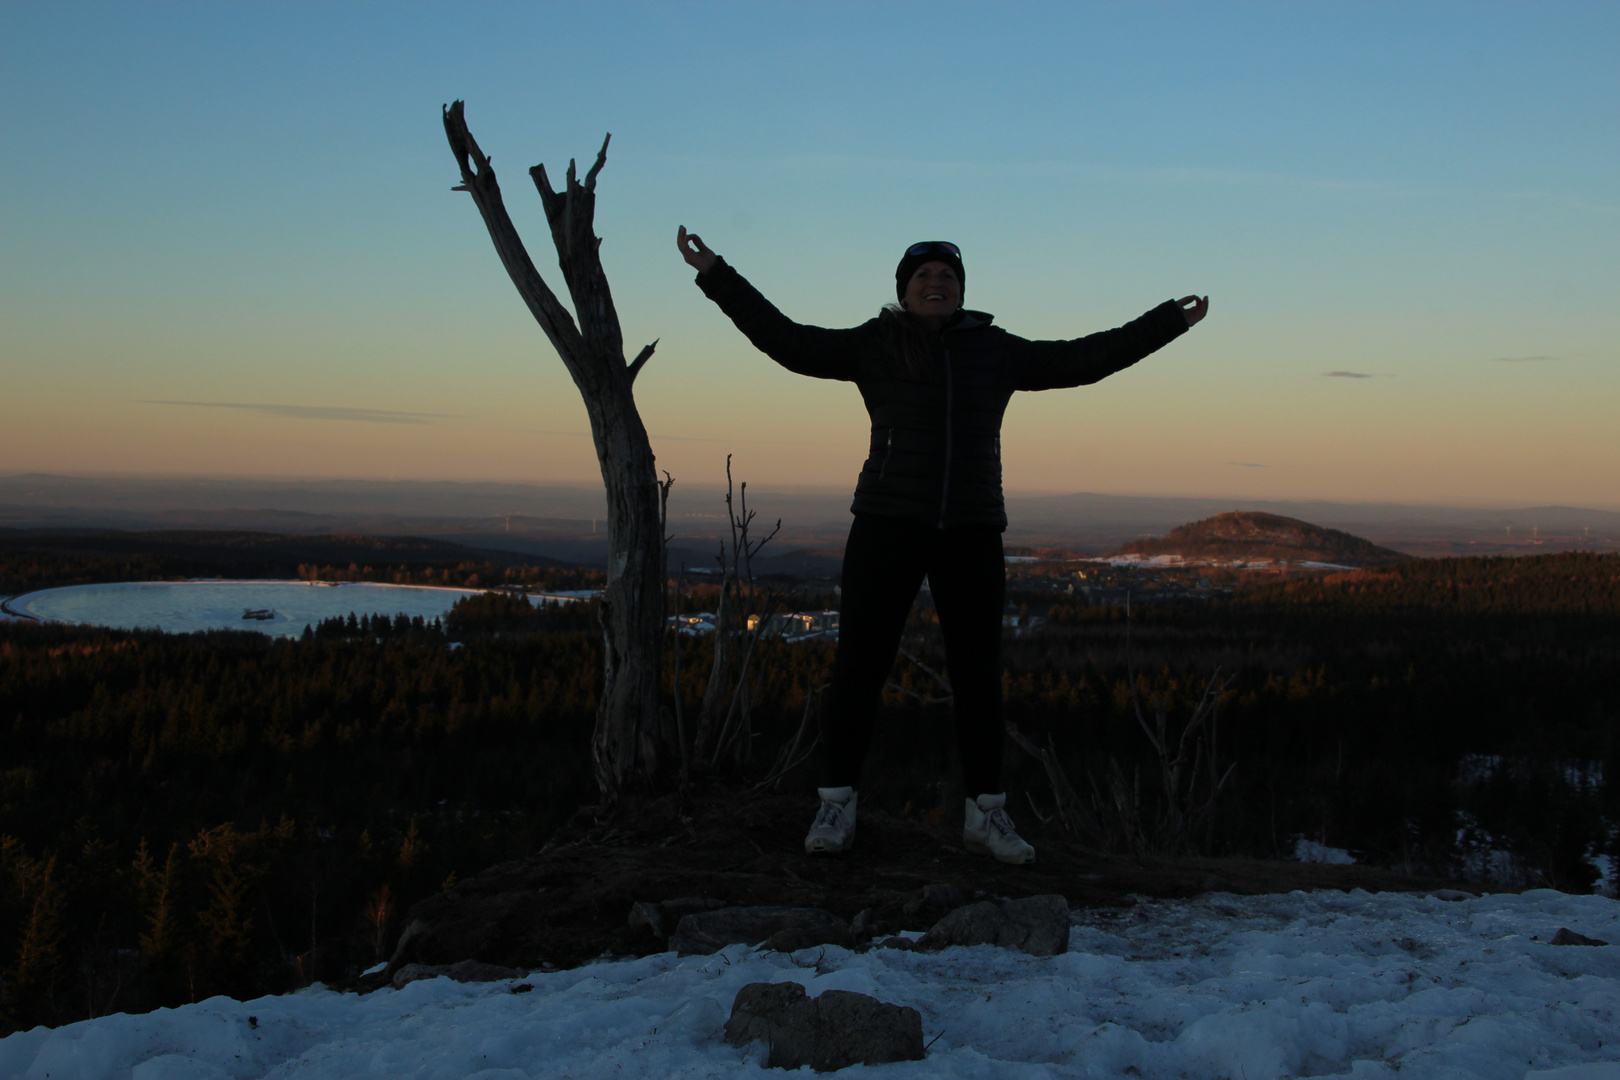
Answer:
[{"left": 906, "top": 241, "right": 961, "bottom": 258}]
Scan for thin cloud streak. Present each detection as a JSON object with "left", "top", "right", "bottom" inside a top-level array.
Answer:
[
  {"left": 526, "top": 429, "right": 838, "bottom": 448},
  {"left": 1490, "top": 355, "right": 1559, "bottom": 363},
  {"left": 1323, "top": 371, "right": 1374, "bottom": 379},
  {"left": 141, "top": 401, "right": 459, "bottom": 424}
]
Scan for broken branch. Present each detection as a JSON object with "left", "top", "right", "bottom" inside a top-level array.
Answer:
[{"left": 628, "top": 339, "right": 659, "bottom": 382}]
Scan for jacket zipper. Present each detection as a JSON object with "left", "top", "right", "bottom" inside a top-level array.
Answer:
[
  {"left": 878, "top": 429, "right": 893, "bottom": 480},
  {"left": 937, "top": 346, "right": 953, "bottom": 528}
]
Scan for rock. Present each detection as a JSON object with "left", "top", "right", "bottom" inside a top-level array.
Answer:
[
  {"left": 916, "top": 894, "right": 1070, "bottom": 957},
  {"left": 850, "top": 907, "right": 879, "bottom": 940},
  {"left": 660, "top": 896, "right": 728, "bottom": 918},
  {"left": 902, "top": 883, "right": 968, "bottom": 918},
  {"left": 1429, "top": 889, "right": 1476, "bottom": 902},
  {"left": 392, "top": 963, "right": 449, "bottom": 988},
  {"left": 447, "top": 959, "right": 527, "bottom": 982},
  {"left": 1551, "top": 927, "right": 1609, "bottom": 947},
  {"left": 877, "top": 936, "right": 915, "bottom": 951},
  {"left": 383, "top": 888, "right": 539, "bottom": 974},
  {"left": 724, "top": 981, "right": 925, "bottom": 1071},
  {"left": 628, "top": 901, "right": 665, "bottom": 937},
  {"left": 630, "top": 897, "right": 729, "bottom": 939},
  {"left": 759, "top": 924, "right": 857, "bottom": 953},
  {"left": 671, "top": 906, "right": 844, "bottom": 957}
]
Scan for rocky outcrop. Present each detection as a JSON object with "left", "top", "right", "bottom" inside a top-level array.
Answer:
[
  {"left": 902, "top": 883, "right": 968, "bottom": 918},
  {"left": 364, "top": 789, "right": 1482, "bottom": 990},
  {"left": 628, "top": 897, "right": 728, "bottom": 938},
  {"left": 724, "top": 981, "right": 924, "bottom": 1071},
  {"left": 671, "top": 906, "right": 847, "bottom": 956},
  {"left": 915, "top": 894, "right": 1070, "bottom": 956},
  {"left": 384, "top": 888, "right": 542, "bottom": 979}
]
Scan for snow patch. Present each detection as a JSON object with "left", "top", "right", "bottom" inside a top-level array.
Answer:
[
  {"left": 1295, "top": 837, "right": 1357, "bottom": 865},
  {"left": 4, "top": 889, "right": 1619, "bottom": 1078}
]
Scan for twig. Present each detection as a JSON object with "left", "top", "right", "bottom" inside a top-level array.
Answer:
[
  {"left": 897, "top": 647, "right": 952, "bottom": 693},
  {"left": 788, "top": 947, "right": 826, "bottom": 968},
  {"left": 885, "top": 682, "right": 954, "bottom": 706}
]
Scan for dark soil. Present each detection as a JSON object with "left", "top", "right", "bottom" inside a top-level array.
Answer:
[{"left": 359, "top": 786, "right": 1488, "bottom": 989}]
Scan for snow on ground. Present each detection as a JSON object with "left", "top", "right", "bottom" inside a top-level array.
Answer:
[
  {"left": 1294, "top": 838, "right": 1358, "bottom": 866},
  {"left": 3, "top": 889, "right": 1618, "bottom": 1080}
]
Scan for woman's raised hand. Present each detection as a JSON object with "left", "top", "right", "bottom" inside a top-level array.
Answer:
[
  {"left": 1177, "top": 295, "right": 1209, "bottom": 328},
  {"left": 677, "top": 226, "right": 718, "bottom": 274}
]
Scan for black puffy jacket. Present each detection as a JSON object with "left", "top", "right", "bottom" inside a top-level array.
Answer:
[{"left": 697, "top": 259, "right": 1189, "bottom": 530}]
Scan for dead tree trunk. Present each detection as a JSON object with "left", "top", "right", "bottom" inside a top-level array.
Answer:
[{"left": 443, "top": 102, "right": 664, "bottom": 801}]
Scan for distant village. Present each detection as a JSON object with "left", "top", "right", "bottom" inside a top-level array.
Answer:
[
  {"left": 498, "top": 512, "right": 1405, "bottom": 645},
  {"left": 655, "top": 549, "right": 1355, "bottom": 645}
]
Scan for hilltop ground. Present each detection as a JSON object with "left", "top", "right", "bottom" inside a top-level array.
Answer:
[{"left": 367, "top": 785, "right": 1485, "bottom": 982}]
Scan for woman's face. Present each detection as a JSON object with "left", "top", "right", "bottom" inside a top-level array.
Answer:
[{"left": 903, "top": 261, "right": 962, "bottom": 321}]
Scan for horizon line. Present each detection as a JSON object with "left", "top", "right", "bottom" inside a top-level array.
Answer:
[{"left": 1, "top": 470, "right": 1618, "bottom": 515}]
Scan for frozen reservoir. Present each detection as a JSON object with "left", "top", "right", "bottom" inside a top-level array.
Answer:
[{"left": 5, "top": 580, "right": 486, "bottom": 638}]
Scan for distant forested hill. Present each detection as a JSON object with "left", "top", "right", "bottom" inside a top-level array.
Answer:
[
  {"left": 0, "top": 530, "right": 583, "bottom": 595},
  {"left": 1114, "top": 511, "right": 1408, "bottom": 566}
]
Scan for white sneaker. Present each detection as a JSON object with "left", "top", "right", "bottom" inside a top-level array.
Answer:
[
  {"left": 804, "top": 786, "right": 857, "bottom": 854},
  {"left": 963, "top": 793, "right": 1035, "bottom": 865}
]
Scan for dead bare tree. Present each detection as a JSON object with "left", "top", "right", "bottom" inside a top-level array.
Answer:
[
  {"left": 752, "top": 680, "right": 830, "bottom": 792},
  {"left": 1121, "top": 593, "right": 1236, "bottom": 854},
  {"left": 698, "top": 456, "right": 787, "bottom": 768},
  {"left": 1005, "top": 722, "right": 1104, "bottom": 847},
  {"left": 442, "top": 102, "right": 665, "bottom": 801},
  {"left": 694, "top": 543, "right": 734, "bottom": 764},
  {"left": 659, "top": 471, "right": 687, "bottom": 782}
]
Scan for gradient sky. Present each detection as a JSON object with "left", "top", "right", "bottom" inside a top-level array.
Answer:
[{"left": 2, "top": 1, "right": 1616, "bottom": 507}]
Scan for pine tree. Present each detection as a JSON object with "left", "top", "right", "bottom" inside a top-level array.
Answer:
[
  {"left": 136, "top": 841, "right": 188, "bottom": 1004},
  {"left": 3, "top": 854, "right": 66, "bottom": 1027},
  {"left": 189, "top": 825, "right": 257, "bottom": 995}
]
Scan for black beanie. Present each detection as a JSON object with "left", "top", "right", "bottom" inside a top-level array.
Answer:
[{"left": 895, "top": 241, "right": 965, "bottom": 303}]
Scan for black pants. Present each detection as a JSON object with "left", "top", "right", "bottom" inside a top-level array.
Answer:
[{"left": 821, "top": 513, "right": 1006, "bottom": 796}]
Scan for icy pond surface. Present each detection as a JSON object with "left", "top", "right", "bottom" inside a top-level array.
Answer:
[
  {"left": 8, "top": 580, "right": 486, "bottom": 638},
  {"left": 1, "top": 888, "right": 1617, "bottom": 1079}
]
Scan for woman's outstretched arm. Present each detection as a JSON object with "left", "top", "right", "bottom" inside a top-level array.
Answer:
[
  {"left": 1005, "top": 297, "right": 1199, "bottom": 391},
  {"left": 677, "top": 226, "right": 874, "bottom": 382}
]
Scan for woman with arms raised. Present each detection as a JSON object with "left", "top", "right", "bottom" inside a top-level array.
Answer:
[{"left": 678, "top": 228, "right": 1207, "bottom": 864}]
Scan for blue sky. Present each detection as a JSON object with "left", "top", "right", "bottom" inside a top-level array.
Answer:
[{"left": 2, "top": 1, "right": 1616, "bottom": 506}]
